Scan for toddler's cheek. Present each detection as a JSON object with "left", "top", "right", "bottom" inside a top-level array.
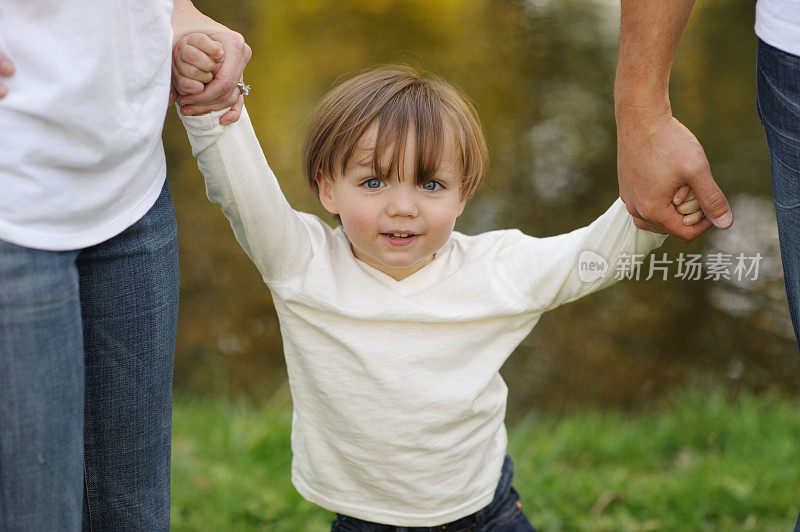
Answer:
[
  {"left": 430, "top": 210, "right": 459, "bottom": 236},
  {"left": 340, "top": 211, "right": 376, "bottom": 242}
]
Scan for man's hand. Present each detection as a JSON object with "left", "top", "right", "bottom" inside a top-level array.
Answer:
[
  {"left": 615, "top": 0, "right": 732, "bottom": 243},
  {"left": 0, "top": 53, "right": 15, "bottom": 99},
  {"left": 170, "top": 0, "right": 252, "bottom": 125},
  {"left": 616, "top": 105, "right": 733, "bottom": 242}
]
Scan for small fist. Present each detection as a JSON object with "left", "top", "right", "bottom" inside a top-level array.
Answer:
[
  {"left": 171, "top": 32, "right": 224, "bottom": 100},
  {"left": 672, "top": 185, "right": 705, "bottom": 226}
]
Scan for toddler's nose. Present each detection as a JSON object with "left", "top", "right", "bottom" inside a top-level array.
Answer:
[{"left": 386, "top": 187, "right": 419, "bottom": 217}]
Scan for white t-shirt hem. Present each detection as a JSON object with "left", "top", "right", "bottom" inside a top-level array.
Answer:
[
  {"left": 0, "top": 168, "right": 166, "bottom": 251},
  {"left": 291, "top": 474, "right": 496, "bottom": 527},
  {"left": 755, "top": 27, "right": 800, "bottom": 58}
]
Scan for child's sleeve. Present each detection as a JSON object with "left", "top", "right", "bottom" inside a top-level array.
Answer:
[
  {"left": 495, "top": 198, "right": 668, "bottom": 313},
  {"left": 178, "top": 106, "right": 325, "bottom": 284}
]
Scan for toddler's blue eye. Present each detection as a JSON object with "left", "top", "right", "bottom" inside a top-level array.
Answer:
[
  {"left": 364, "top": 178, "right": 382, "bottom": 189},
  {"left": 422, "top": 180, "right": 441, "bottom": 191}
]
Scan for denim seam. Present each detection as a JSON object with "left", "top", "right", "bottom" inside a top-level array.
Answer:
[
  {"left": 484, "top": 500, "right": 522, "bottom": 529},
  {"left": 767, "top": 155, "right": 800, "bottom": 209},
  {"left": 84, "top": 452, "right": 94, "bottom": 532}
]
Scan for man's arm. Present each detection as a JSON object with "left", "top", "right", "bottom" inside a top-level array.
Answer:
[
  {"left": 615, "top": 0, "right": 733, "bottom": 242},
  {"left": 170, "top": 0, "right": 252, "bottom": 125}
]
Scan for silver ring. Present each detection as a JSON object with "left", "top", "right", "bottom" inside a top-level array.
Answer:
[{"left": 237, "top": 80, "right": 250, "bottom": 96}]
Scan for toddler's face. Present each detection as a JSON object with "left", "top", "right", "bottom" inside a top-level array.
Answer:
[{"left": 317, "top": 123, "right": 466, "bottom": 281}]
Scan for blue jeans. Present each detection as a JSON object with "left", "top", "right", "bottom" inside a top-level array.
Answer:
[
  {"left": 0, "top": 181, "right": 179, "bottom": 531},
  {"left": 330, "top": 455, "right": 536, "bottom": 532},
  {"left": 756, "top": 38, "right": 800, "bottom": 532},
  {"left": 757, "top": 38, "right": 800, "bottom": 350}
]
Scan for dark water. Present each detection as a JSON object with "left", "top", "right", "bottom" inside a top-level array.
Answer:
[{"left": 163, "top": 0, "right": 799, "bottom": 417}]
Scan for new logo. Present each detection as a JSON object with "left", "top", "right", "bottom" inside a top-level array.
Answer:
[{"left": 578, "top": 250, "right": 608, "bottom": 283}]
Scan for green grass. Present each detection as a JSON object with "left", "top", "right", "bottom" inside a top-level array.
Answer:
[{"left": 171, "top": 388, "right": 800, "bottom": 531}]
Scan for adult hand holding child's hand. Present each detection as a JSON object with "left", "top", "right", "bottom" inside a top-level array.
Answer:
[
  {"left": 615, "top": 0, "right": 733, "bottom": 243},
  {"left": 616, "top": 105, "right": 733, "bottom": 241},
  {"left": 171, "top": 33, "right": 224, "bottom": 99},
  {"left": 170, "top": 0, "right": 252, "bottom": 125}
]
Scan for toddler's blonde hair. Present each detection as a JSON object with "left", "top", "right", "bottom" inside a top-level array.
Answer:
[{"left": 303, "top": 66, "right": 488, "bottom": 201}]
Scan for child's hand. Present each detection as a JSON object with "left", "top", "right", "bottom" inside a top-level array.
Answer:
[
  {"left": 170, "top": 33, "right": 225, "bottom": 103},
  {"left": 629, "top": 185, "right": 705, "bottom": 234},
  {"left": 672, "top": 185, "right": 706, "bottom": 226}
]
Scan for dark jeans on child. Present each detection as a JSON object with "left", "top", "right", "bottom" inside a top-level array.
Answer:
[{"left": 330, "top": 455, "right": 536, "bottom": 532}]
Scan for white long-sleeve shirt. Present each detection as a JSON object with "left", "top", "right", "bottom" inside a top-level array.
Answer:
[{"left": 179, "top": 107, "right": 666, "bottom": 526}]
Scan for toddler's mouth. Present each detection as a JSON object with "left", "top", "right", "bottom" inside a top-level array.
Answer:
[
  {"left": 380, "top": 232, "right": 421, "bottom": 246},
  {"left": 381, "top": 232, "right": 417, "bottom": 239}
]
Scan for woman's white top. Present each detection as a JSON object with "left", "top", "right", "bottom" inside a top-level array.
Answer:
[
  {"left": 0, "top": 0, "right": 173, "bottom": 250},
  {"left": 179, "top": 107, "right": 666, "bottom": 526},
  {"left": 756, "top": 0, "right": 800, "bottom": 56}
]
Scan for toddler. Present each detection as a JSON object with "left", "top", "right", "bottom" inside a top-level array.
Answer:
[{"left": 174, "top": 35, "right": 703, "bottom": 531}]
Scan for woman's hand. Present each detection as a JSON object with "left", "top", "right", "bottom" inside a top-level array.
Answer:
[
  {"left": 170, "top": 0, "right": 252, "bottom": 124},
  {"left": 0, "top": 53, "right": 14, "bottom": 99}
]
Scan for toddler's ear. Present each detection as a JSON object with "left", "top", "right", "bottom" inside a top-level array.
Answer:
[
  {"left": 316, "top": 176, "right": 339, "bottom": 215},
  {"left": 456, "top": 197, "right": 466, "bottom": 217}
]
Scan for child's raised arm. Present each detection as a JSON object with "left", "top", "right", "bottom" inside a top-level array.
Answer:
[
  {"left": 175, "top": 31, "right": 337, "bottom": 288},
  {"left": 174, "top": 34, "right": 330, "bottom": 284},
  {"left": 179, "top": 106, "right": 329, "bottom": 284}
]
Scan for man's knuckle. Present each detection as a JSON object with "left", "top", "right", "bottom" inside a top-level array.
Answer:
[{"left": 683, "top": 151, "right": 710, "bottom": 176}]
